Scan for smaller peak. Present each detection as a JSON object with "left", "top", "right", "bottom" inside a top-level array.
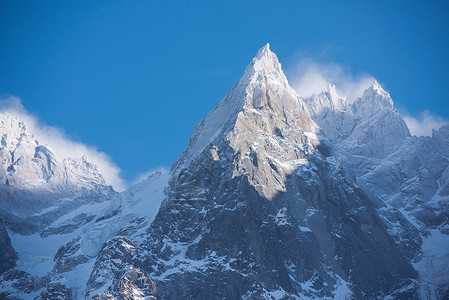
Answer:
[
  {"left": 355, "top": 80, "right": 394, "bottom": 113},
  {"left": 327, "top": 83, "right": 337, "bottom": 94},
  {"left": 367, "top": 80, "right": 390, "bottom": 98},
  {"left": 325, "top": 83, "right": 338, "bottom": 99},
  {"left": 0, "top": 112, "right": 28, "bottom": 135},
  {"left": 313, "top": 84, "right": 338, "bottom": 97},
  {"left": 325, "top": 83, "right": 344, "bottom": 98},
  {"left": 326, "top": 84, "right": 347, "bottom": 108}
]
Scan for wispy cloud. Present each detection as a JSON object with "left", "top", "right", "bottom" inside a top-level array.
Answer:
[
  {"left": 0, "top": 96, "right": 126, "bottom": 191},
  {"left": 288, "top": 58, "right": 375, "bottom": 102},
  {"left": 403, "top": 110, "right": 449, "bottom": 137},
  {"left": 133, "top": 166, "right": 169, "bottom": 185}
]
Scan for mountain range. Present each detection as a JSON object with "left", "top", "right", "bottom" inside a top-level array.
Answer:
[{"left": 0, "top": 44, "right": 448, "bottom": 299}]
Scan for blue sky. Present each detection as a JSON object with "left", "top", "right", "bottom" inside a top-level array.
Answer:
[{"left": 1, "top": 1, "right": 448, "bottom": 188}]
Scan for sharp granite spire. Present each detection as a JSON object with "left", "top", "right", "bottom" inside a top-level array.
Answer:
[{"left": 172, "top": 44, "right": 317, "bottom": 199}]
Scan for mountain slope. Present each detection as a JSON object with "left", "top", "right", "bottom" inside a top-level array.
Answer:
[
  {"left": 0, "top": 113, "right": 165, "bottom": 298},
  {"left": 304, "top": 85, "right": 449, "bottom": 298},
  {"left": 122, "top": 44, "right": 421, "bottom": 299},
  {"left": 0, "top": 44, "right": 448, "bottom": 299}
]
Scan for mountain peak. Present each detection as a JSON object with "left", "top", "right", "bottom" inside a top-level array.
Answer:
[
  {"left": 354, "top": 80, "right": 394, "bottom": 113},
  {"left": 0, "top": 112, "right": 108, "bottom": 195},
  {"left": 254, "top": 43, "right": 271, "bottom": 59},
  {"left": 369, "top": 80, "right": 390, "bottom": 98},
  {"left": 172, "top": 44, "right": 316, "bottom": 199},
  {"left": 0, "top": 112, "right": 28, "bottom": 140},
  {"left": 326, "top": 84, "right": 347, "bottom": 107},
  {"left": 240, "top": 44, "right": 287, "bottom": 88}
]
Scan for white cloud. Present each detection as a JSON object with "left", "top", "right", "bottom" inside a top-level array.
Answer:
[
  {"left": 0, "top": 96, "right": 126, "bottom": 191},
  {"left": 288, "top": 58, "right": 375, "bottom": 102},
  {"left": 403, "top": 110, "right": 449, "bottom": 137},
  {"left": 133, "top": 166, "right": 169, "bottom": 185}
]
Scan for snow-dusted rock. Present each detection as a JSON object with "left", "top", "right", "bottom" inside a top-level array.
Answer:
[
  {"left": 0, "top": 220, "right": 17, "bottom": 274},
  {"left": 304, "top": 75, "right": 449, "bottom": 298},
  {"left": 1, "top": 44, "right": 448, "bottom": 299},
  {"left": 173, "top": 43, "right": 318, "bottom": 200},
  {"left": 132, "top": 45, "right": 420, "bottom": 299},
  {"left": 86, "top": 237, "right": 156, "bottom": 299},
  {"left": 0, "top": 112, "right": 115, "bottom": 237}
]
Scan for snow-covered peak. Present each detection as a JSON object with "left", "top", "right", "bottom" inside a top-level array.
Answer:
[
  {"left": 303, "top": 78, "right": 411, "bottom": 157},
  {"left": 0, "top": 112, "right": 108, "bottom": 194},
  {"left": 64, "top": 156, "right": 107, "bottom": 188},
  {"left": 370, "top": 80, "right": 390, "bottom": 97},
  {"left": 353, "top": 81, "right": 394, "bottom": 117},
  {"left": 363, "top": 80, "right": 392, "bottom": 106},
  {"left": 240, "top": 43, "right": 290, "bottom": 92},
  {"left": 326, "top": 84, "right": 347, "bottom": 109},
  {"left": 327, "top": 83, "right": 338, "bottom": 98},
  {"left": 255, "top": 43, "right": 271, "bottom": 58},
  {"left": 249, "top": 43, "right": 283, "bottom": 75},
  {"left": 303, "top": 84, "right": 348, "bottom": 120},
  {"left": 0, "top": 112, "right": 26, "bottom": 130},
  {"left": 0, "top": 113, "right": 30, "bottom": 149}
]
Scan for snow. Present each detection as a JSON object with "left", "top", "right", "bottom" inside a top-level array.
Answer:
[
  {"left": 8, "top": 198, "right": 113, "bottom": 277},
  {"left": 31, "top": 205, "right": 59, "bottom": 216},
  {"left": 59, "top": 259, "right": 97, "bottom": 299},
  {"left": 422, "top": 229, "right": 449, "bottom": 257},
  {"left": 267, "top": 288, "right": 302, "bottom": 300},
  {"left": 2, "top": 44, "right": 449, "bottom": 299},
  {"left": 81, "top": 171, "right": 168, "bottom": 257},
  {"left": 51, "top": 200, "right": 109, "bottom": 227},
  {"left": 299, "top": 226, "right": 312, "bottom": 233},
  {"left": 120, "top": 170, "right": 169, "bottom": 219},
  {"left": 10, "top": 231, "right": 73, "bottom": 276},
  {"left": 332, "top": 276, "right": 353, "bottom": 300},
  {"left": 275, "top": 208, "right": 288, "bottom": 226},
  {"left": 413, "top": 229, "right": 449, "bottom": 288},
  {"left": 172, "top": 43, "right": 307, "bottom": 180}
]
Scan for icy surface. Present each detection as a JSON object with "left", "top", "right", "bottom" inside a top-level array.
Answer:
[{"left": 81, "top": 171, "right": 168, "bottom": 257}]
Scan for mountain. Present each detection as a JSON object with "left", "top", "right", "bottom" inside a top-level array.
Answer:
[
  {"left": 304, "top": 82, "right": 449, "bottom": 298},
  {"left": 0, "top": 111, "right": 168, "bottom": 298},
  {"left": 1, "top": 44, "right": 448, "bottom": 299},
  {"left": 0, "top": 113, "right": 114, "bottom": 234}
]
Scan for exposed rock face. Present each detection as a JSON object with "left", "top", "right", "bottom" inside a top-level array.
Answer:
[
  {"left": 87, "top": 237, "right": 157, "bottom": 299},
  {"left": 173, "top": 45, "right": 317, "bottom": 200},
  {"left": 304, "top": 83, "right": 449, "bottom": 298},
  {"left": 37, "top": 283, "right": 74, "bottom": 300},
  {"left": 0, "top": 220, "right": 17, "bottom": 274},
  {"left": 132, "top": 44, "right": 423, "bottom": 299}
]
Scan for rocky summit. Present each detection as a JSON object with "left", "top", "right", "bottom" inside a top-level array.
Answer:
[{"left": 0, "top": 44, "right": 448, "bottom": 299}]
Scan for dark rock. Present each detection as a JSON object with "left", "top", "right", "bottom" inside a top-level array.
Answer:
[{"left": 0, "top": 220, "right": 17, "bottom": 274}]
